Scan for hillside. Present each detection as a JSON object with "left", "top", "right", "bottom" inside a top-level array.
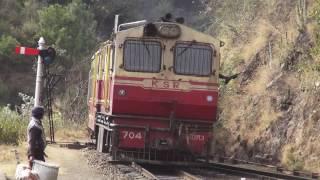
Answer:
[
  {"left": 204, "top": 0, "right": 320, "bottom": 171},
  {"left": 1, "top": 0, "right": 320, "bottom": 173},
  {"left": 0, "top": 0, "right": 205, "bottom": 119}
]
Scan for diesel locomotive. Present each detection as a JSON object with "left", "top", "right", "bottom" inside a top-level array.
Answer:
[{"left": 87, "top": 15, "right": 221, "bottom": 161}]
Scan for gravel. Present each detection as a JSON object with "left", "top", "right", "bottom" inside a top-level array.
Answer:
[{"left": 82, "top": 148, "right": 148, "bottom": 180}]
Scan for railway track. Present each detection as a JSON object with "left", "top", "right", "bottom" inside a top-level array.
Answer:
[
  {"left": 106, "top": 159, "right": 316, "bottom": 180},
  {"left": 137, "top": 164, "right": 202, "bottom": 180},
  {"left": 138, "top": 163, "right": 253, "bottom": 180},
  {"left": 107, "top": 160, "right": 256, "bottom": 180},
  {"left": 199, "top": 159, "right": 315, "bottom": 180},
  {"left": 73, "top": 143, "right": 318, "bottom": 179},
  {"left": 106, "top": 160, "right": 242, "bottom": 180}
]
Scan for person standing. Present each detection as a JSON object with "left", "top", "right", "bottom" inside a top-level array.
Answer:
[{"left": 27, "top": 106, "right": 46, "bottom": 168}]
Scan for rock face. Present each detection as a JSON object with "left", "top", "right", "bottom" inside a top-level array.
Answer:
[{"left": 210, "top": 0, "right": 320, "bottom": 171}]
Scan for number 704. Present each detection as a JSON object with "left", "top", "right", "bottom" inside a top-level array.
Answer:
[{"left": 122, "top": 131, "right": 143, "bottom": 139}]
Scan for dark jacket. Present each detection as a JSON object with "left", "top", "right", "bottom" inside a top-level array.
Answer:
[{"left": 27, "top": 118, "right": 45, "bottom": 160}]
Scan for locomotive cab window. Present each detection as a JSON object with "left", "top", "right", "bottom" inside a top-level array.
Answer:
[
  {"left": 174, "top": 42, "right": 213, "bottom": 76},
  {"left": 123, "top": 40, "right": 161, "bottom": 72}
]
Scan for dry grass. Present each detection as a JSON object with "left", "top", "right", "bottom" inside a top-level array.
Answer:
[
  {"left": 218, "top": 90, "right": 281, "bottom": 150},
  {"left": 240, "top": 96, "right": 280, "bottom": 145},
  {"left": 241, "top": 20, "right": 274, "bottom": 61},
  {"left": 252, "top": 98, "right": 281, "bottom": 138},
  {"left": 0, "top": 122, "right": 89, "bottom": 178},
  {"left": 0, "top": 145, "right": 23, "bottom": 162},
  {"left": 0, "top": 144, "right": 26, "bottom": 162},
  {"left": 281, "top": 144, "right": 305, "bottom": 170},
  {"left": 213, "top": 0, "right": 320, "bottom": 173},
  {"left": 303, "top": 142, "right": 320, "bottom": 172},
  {"left": 0, "top": 143, "right": 28, "bottom": 178},
  {"left": 246, "top": 67, "right": 274, "bottom": 95},
  {"left": 54, "top": 125, "right": 88, "bottom": 142}
]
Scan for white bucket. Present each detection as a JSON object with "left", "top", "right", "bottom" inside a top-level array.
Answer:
[{"left": 32, "top": 160, "right": 59, "bottom": 180}]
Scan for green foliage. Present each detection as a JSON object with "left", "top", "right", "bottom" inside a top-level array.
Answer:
[
  {"left": 0, "top": 106, "right": 28, "bottom": 145},
  {"left": 38, "top": 0, "right": 97, "bottom": 65},
  {"left": 0, "top": 93, "right": 33, "bottom": 145},
  {"left": 0, "top": 0, "right": 206, "bottom": 122},
  {"left": 0, "top": 0, "right": 23, "bottom": 29},
  {"left": 0, "top": 35, "right": 18, "bottom": 57}
]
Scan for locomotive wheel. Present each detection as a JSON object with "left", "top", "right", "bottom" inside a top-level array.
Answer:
[
  {"left": 109, "top": 131, "right": 119, "bottom": 160},
  {"left": 106, "top": 131, "right": 111, "bottom": 152},
  {"left": 94, "top": 125, "right": 99, "bottom": 148},
  {"left": 96, "top": 126, "right": 107, "bottom": 152}
]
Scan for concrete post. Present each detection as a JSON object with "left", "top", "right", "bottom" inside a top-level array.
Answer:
[{"left": 34, "top": 37, "right": 45, "bottom": 107}]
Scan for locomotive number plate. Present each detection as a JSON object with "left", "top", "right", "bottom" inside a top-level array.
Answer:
[
  {"left": 122, "top": 131, "right": 143, "bottom": 140},
  {"left": 119, "top": 130, "right": 145, "bottom": 148}
]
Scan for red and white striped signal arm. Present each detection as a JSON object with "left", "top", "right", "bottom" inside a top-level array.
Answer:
[{"left": 15, "top": 46, "right": 39, "bottom": 56}]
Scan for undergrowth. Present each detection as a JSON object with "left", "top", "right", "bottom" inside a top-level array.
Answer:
[
  {"left": 0, "top": 93, "right": 33, "bottom": 145},
  {"left": 0, "top": 92, "right": 88, "bottom": 145},
  {"left": 0, "top": 106, "right": 28, "bottom": 145}
]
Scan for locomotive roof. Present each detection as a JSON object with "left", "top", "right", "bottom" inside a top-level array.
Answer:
[{"left": 115, "top": 21, "right": 220, "bottom": 46}]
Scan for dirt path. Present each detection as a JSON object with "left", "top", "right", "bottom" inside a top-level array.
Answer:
[
  {"left": 45, "top": 144, "right": 105, "bottom": 180},
  {"left": 0, "top": 144, "right": 106, "bottom": 180}
]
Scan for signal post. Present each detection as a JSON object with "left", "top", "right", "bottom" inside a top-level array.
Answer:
[
  {"left": 15, "top": 37, "right": 55, "bottom": 106},
  {"left": 15, "top": 37, "right": 56, "bottom": 143},
  {"left": 35, "top": 37, "right": 45, "bottom": 107}
]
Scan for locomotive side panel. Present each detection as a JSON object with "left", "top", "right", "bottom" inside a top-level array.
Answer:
[{"left": 88, "top": 43, "right": 113, "bottom": 131}]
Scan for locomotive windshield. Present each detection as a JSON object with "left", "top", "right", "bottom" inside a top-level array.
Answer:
[
  {"left": 174, "top": 42, "right": 213, "bottom": 76},
  {"left": 123, "top": 40, "right": 161, "bottom": 72}
]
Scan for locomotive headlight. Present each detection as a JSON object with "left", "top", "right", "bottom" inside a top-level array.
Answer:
[
  {"left": 206, "top": 95, "right": 213, "bottom": 102},
  {"left": 158, "top": 24, "right": 181, "bottom": 38},
  {"left": 118, "top": 89, "right": 126, "bottom": 96}
]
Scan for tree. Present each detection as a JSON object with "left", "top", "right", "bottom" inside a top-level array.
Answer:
[
  {"left": 38, "top": 0, "right": 97, "bottom": 67},
  {"left": 0, "top": 35, "right": 18, "bottom": 58}
]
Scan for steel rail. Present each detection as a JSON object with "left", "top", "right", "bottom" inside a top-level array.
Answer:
[
  {"left": 132, "top": 159, "right": 313, "bottom": 180},
  {"left": 178, "top": 170, "right": 201, "bottom": 180},
  {"left": 131, "top": 162, "right": 158, "bottom": 180},
  {"left": 199, "top": 160, "right": 313, "bottom": 180},
  {"left": 104, "top": 157, "right": 314, "bottom": 179}
]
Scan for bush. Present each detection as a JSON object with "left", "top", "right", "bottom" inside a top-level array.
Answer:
[
  {"left": 0, "top": 106, "right": 28, "bottom": 145},
  {"left": 0, "top": 93, "right": 33, "bottom": 145},
  {"left": 282, "top": 145, "right": 305, "bottom": 170},
  {"left": 0, "top": 35, "right": 18, "bottom": 57}
]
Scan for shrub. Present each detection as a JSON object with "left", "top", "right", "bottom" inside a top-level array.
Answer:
[
  {"left": 282, "top": 145, "right": 305, "bottom": 170},
  {"left": 0, "top": 93, "right": 33, "bottom": 145},
  {"left": 0, "top": 35, "right": 18, "bottom": 57},
  {"left": 0, "top": 106, "right": 28, "bottom": 145}
]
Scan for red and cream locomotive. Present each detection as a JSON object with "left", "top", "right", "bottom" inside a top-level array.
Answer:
[{"left": 87, "top": 15, "right": 221, "bottom": 161}]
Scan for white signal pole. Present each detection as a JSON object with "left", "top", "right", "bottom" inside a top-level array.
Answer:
[
  {"left": 34, "top": 37, "right": 45, "bottom": 107},
  {"left": 114, "top": 14, "right": 119, "bottom": 33}
]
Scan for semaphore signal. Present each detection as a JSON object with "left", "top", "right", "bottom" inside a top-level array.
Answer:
[
  {"left": 14, "top": 38, "right": 56, "bottom": 107},
  {"left": 15, "top": 38, "right": 57, "bottom": 143},
  {"left": 15, "top": 45, "right": 56, "bottom": 65},
  {"left": 15, "top": 46, "right": 39, "bottom": 56}
]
